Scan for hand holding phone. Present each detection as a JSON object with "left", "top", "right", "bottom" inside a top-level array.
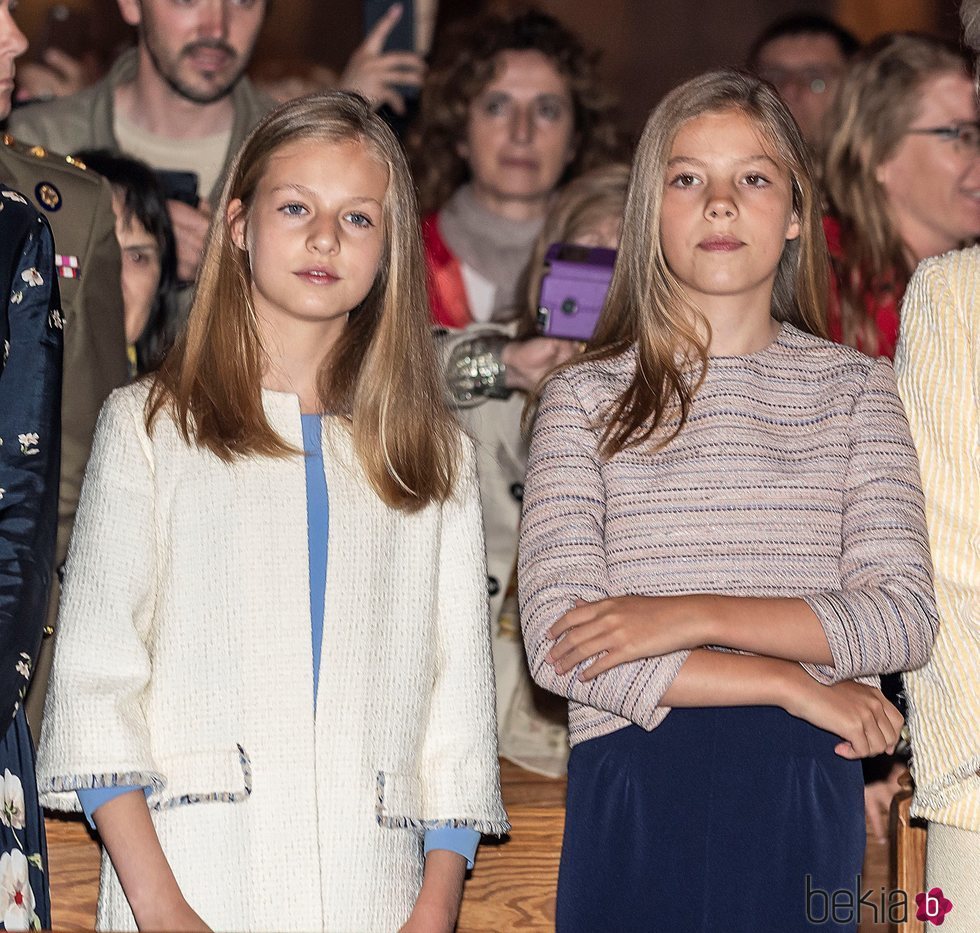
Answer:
[
  {"left": 536, "top": 244, "right": 617, "bottom": 342},
  {"left": 342, "top": 3, "right": 425, "bottom": 115}
]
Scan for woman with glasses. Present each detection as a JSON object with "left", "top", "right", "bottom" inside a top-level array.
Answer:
[{"left": 822, "top": 33, "right": 980, "bottom": 360}]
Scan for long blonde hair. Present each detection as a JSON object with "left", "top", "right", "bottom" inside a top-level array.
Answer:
[
  {"left": 822, "top": 34, "right": 969, "bottom": 350},
  {"left": 147, "top": 92, "right": 460, "bottom": 511},
  {"left": 558, "top": 69, "right": 827, "bottom": 458}
]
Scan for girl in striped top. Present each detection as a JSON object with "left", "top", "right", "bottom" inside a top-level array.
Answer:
[{"left": 518, "top": 70, "right": 937, "bottom": 933}]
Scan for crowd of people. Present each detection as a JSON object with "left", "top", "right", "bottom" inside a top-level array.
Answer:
[{"left": 0, "top": 1, "right": 977, "bottom": 931}]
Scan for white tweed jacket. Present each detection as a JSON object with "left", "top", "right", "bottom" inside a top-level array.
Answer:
[{"left": 37, "top": 383, "right": 508, "bottom": 932}]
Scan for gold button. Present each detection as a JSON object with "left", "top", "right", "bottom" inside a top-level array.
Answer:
[{"left": 29, "top": 145, "right": 47, "bottom": 159}]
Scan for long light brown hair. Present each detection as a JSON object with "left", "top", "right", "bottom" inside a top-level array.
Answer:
[
  {"left": 821, "top": 34, "right": 969, "bottom": 350},
  {"left": 547, "top": 69, "right": 827, "bottom": 458},
  {"left": 408, "top": 8, "right": 622, "bottom": 214},
  {"left": 146, "top": 92, "right": 460, "bottom": 511}
]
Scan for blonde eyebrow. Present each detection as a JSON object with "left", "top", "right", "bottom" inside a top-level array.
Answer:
[
  {"left": 667, "top": 154, "right": 781, "bottom": 168},
  {"left": 269, "top": 184, "right": 381, "bottom": 206}
]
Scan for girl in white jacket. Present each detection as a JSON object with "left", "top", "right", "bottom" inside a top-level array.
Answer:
[{"left": 37, "top": 92, "right": 507, "bottom": 933}]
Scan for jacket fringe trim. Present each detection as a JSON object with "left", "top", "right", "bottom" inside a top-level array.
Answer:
[
  {"left": 375, "top": 813, "right": 512, "bottom": 836},
  {"left": 375, "top": 770, "right": 510, "bottom": 836},
  {"left": 41, "top": 745, "right": 254, "bottom": 811}
]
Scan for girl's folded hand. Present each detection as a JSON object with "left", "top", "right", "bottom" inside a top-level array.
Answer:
[
  {"left": 782, "top": 676, "right": 904, "bottom": 759},
  {"left": 546, "top": 595, "right": 706, "bottom": 679}
]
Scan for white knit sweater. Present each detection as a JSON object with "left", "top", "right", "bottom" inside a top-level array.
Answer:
[{"left": 37, "top": 383, "right": 508, "bottom": 932}]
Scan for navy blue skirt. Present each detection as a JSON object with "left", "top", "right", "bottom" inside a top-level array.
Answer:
[{"left": 557, "top": 707, "right": 864, "bottom": 933}]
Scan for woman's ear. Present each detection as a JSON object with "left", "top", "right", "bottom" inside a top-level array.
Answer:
[
  {"left": 786, "top": 211, "right": 801, "bottom": 242},
  {"left": 228, "top": 198, "right": 247, "bottom": 252}
]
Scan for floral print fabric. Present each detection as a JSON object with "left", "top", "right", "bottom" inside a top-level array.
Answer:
[{"left": 0, "top": 190, "right": 63, "bottom": 930}]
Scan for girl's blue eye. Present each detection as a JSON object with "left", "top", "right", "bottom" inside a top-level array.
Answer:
[
  {"left": 345, "top": 212, "right": 374, "bottom": 228},
  {"left": 670, "top": 173, "right": 700, "bottom": 188},
  {"left": 280, "top": 203, "right": 307, "bottom": 216},
  {"left": 743, "top": 173, "right": 770, "bottom": 187}
]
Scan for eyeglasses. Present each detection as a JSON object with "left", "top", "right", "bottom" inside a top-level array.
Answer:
[
  {"left": 757, "top": 66, "right": 841, "bottom": 95},
  {"left": 906, "top": 121, "right": 980, "bottom": 155}
]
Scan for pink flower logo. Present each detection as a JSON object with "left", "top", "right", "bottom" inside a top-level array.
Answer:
[{"left": 915, "top": 887, "right": 953, "bottom": 925}]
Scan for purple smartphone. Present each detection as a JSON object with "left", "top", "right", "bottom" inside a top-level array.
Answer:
[{"left": 536, "top": 243, "right": 616, "bottom": 341}]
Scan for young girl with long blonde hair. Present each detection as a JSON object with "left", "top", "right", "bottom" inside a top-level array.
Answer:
[
  {"left": 519, "top": 70, "right": 937, "bottom": 932},
  {"left": 37, "top": 92, "right": 507, "bottom": 933}
]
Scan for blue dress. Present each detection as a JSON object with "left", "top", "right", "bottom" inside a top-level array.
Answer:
[
  {"left": 0, "top": 189, "right": 62, "bottom": 931},
  {"left": 558, "top": 708, "right": 864, "bottom": 933}
]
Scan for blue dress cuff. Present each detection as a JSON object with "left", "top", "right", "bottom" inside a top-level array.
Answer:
[
  {"left": 423, "top": 826, "right": 481, "bottom": 869},
  {"left": 76, "top": 785, "right": 149, "bottom": 829}
]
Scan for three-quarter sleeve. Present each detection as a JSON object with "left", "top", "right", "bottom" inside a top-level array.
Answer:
[
  {"left": 407, "top": 438, "right": 509, "bottom": 835},
  {"left": 36, "top": 389, "right": 163, "bottom": 811},
  {"left": 518, "top": 371, "right": 689, "bottom": 730},
  {"left": 802, "top": 357, "right": 938, "bottom": 683}
]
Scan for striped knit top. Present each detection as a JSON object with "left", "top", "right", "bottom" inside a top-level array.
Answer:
[
  {"left": 518, "top": 322, "right": 938, "bottom": 746},
  {"left": 896, "top": 248, "right": 980, "bottom": 832}
]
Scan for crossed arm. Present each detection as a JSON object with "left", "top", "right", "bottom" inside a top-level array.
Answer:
[{"left": 518, "top": 363, "right": 937, "bottom": 759}]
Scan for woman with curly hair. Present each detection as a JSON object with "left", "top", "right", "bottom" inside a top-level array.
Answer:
[
  {"left": 408, "top": 8, "right": 622, "bottom": 750},
  {"left": 822, "top": 33, "right": 980, "bottom": 359}
]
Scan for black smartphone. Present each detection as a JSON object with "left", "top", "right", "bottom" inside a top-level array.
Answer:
[
  {"left": 155, "top": 169, "right": 200, "bottom": 209},
  {"left": 363, "top": 0, "right": 415, "bottom": 52},
  {"left": 362, "top": 0, "right": 418, "bottom": 102}
]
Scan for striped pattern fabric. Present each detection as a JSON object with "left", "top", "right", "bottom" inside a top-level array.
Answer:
[
  {"left": 518, "top": 323, "right": 938, "bottom": 746},
  {"left": 897, "top": 248, "right": 980, "bottom": 831}
]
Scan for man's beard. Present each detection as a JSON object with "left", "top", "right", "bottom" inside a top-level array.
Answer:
[{"left": 145, "top": 37, "right": 247, "bottom": 105}]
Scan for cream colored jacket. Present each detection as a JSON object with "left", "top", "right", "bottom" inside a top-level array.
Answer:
[
  {"left": 897, "top": 247, "right": 980, "bottom": 831},
  {"left": 37, "top": 383, "right": 508, "bottom": 932}
]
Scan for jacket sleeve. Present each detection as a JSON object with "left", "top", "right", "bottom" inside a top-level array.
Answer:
[
  {"left": 0, "top": 210, "right": 62, "bottom": 723},
  {"left": 518, "top": 371, "right": 689, "bottom": 731},
  {"left": 54, "top": 176, "right": 127, "bottom": 572},
  {"left": 36, "top": 387, "right": 162, "bottom": 811},
  {"left": 412, "top": 437, "right": 509, "bottom": 836},
  {"left": 801, "top": 357, "right": 938, "bottom": 683}
]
